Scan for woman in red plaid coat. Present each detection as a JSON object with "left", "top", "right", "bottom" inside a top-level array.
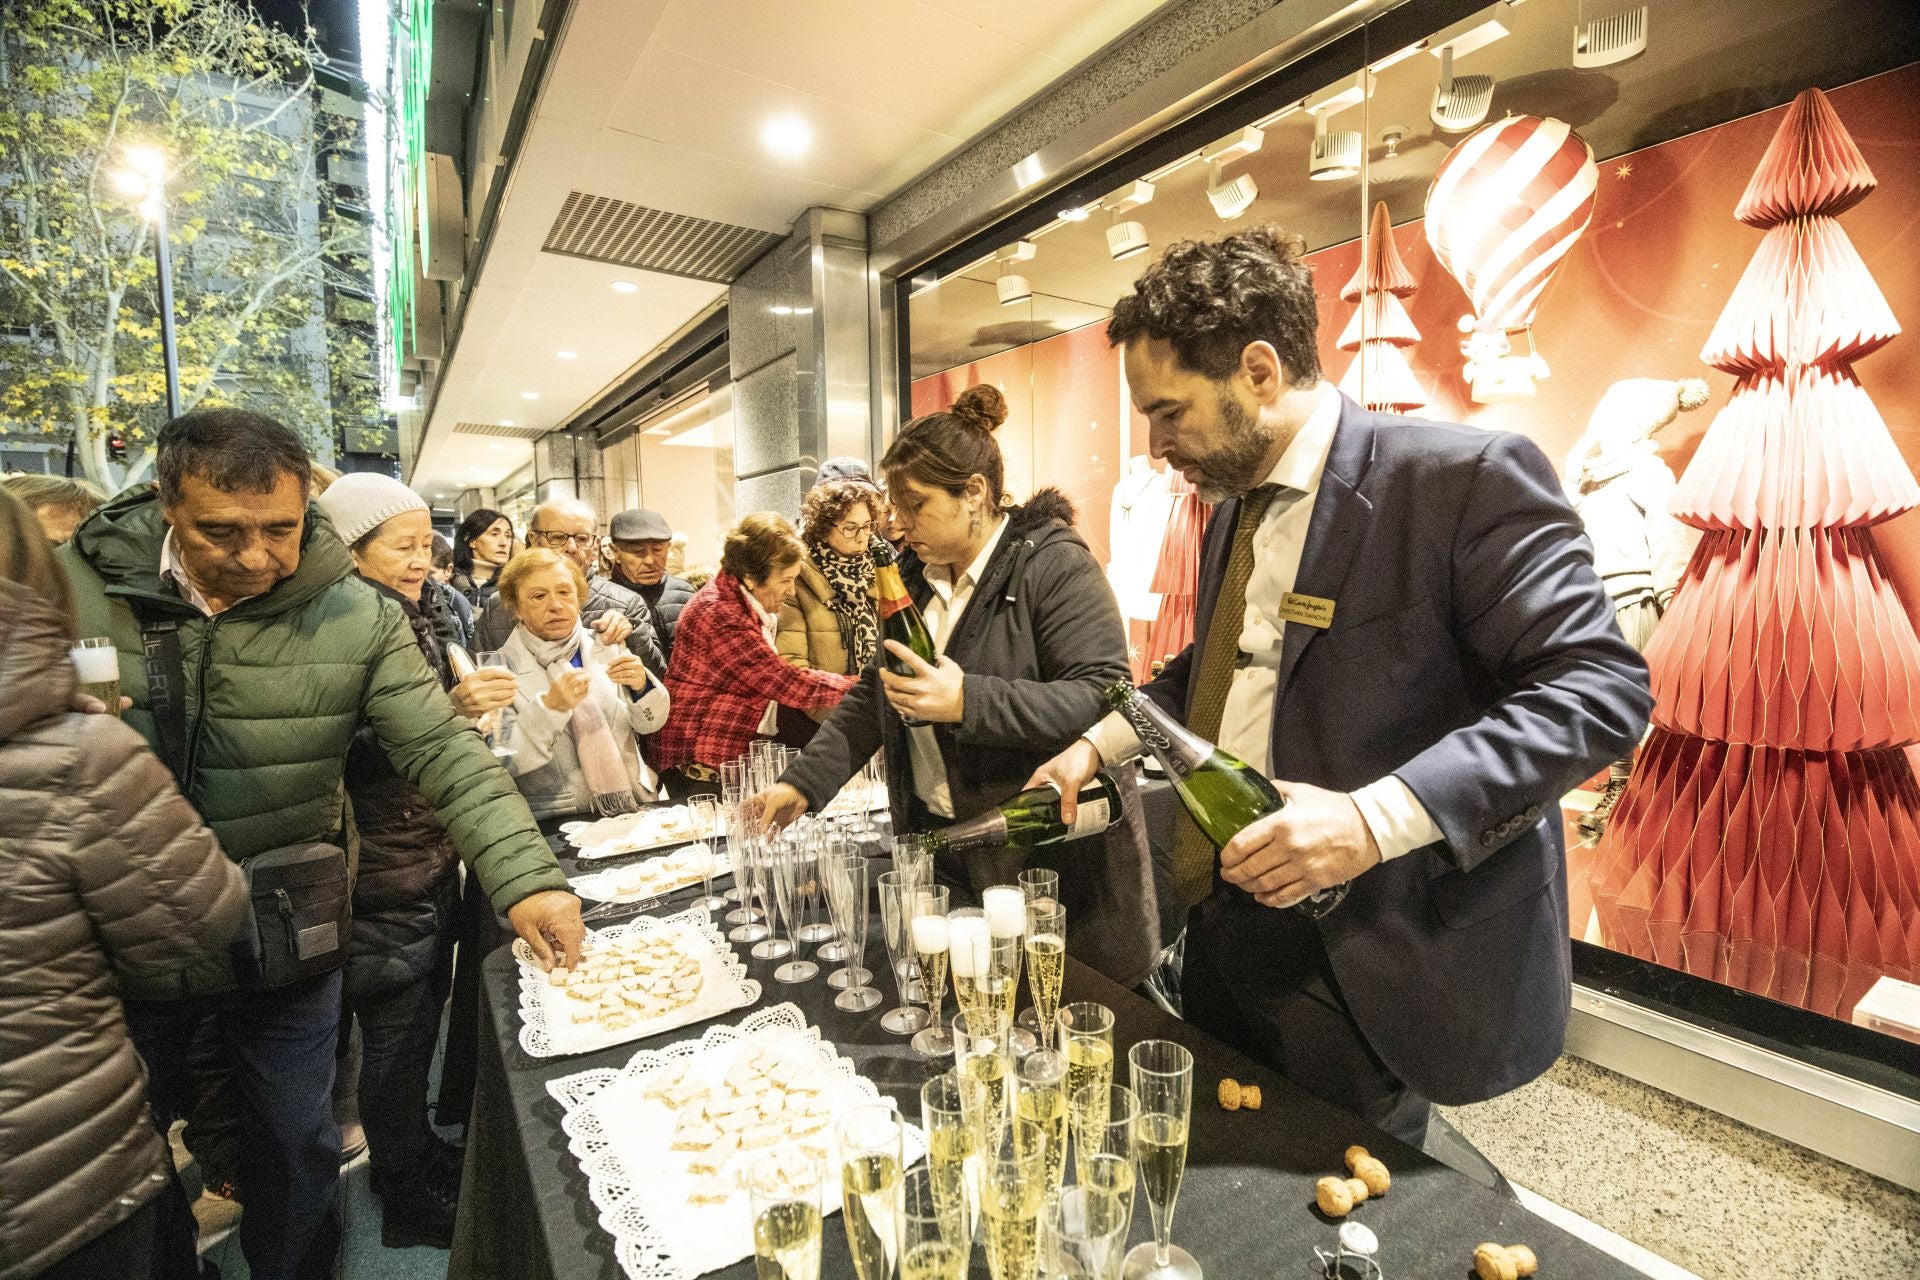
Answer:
[{"left": 649, "top": 514, "right": 857, "bottom": 794}]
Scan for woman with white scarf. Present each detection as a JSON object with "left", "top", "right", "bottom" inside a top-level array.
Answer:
[{"left": 494, "top": 548, "right": 670, "bottom": 818}]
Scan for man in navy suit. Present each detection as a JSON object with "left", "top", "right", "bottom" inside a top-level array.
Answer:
[{"left": 1032, "top": 228, "right": 1652, "bottom": 1144}]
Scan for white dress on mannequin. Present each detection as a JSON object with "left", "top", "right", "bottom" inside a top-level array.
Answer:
[{"left": 1106, "top": 455, "right": 1173, "bottom": 622}]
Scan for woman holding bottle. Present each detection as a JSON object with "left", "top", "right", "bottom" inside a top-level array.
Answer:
[{"left": 752, "top": 386, "right": 1158, "bottom": 986}]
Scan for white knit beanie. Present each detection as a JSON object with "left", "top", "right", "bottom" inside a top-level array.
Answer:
[{"left": 316, "top": 472, "right": 431, "bottom": 546}]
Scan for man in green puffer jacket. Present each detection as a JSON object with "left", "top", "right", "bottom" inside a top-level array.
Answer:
[{"left": 60, "top": 408, "right": 583, "bottom": 1280}]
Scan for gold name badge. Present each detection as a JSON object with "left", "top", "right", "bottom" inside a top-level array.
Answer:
[{"left": 1280, "top": 592, "right": 1336, "bottom": 629}]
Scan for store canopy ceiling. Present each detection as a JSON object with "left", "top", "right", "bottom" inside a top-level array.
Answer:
[{"left": 410, "top": 0, "right": 1171, "bottom": 500}]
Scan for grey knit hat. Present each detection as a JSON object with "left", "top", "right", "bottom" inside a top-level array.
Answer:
[{"left": 316, "top": 471, "right": 430, "bottom": 546}]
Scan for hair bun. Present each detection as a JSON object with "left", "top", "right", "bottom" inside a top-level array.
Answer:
[{"left": 949, "top": 384, "right": 1008, "bottom": 434}]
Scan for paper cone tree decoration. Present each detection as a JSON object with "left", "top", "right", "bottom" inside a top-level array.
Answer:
[
  {"left": 1337, "top": 203, "right": 1427, "bottom": 412},
  {"left": 1590, "top": 88, "right": 1920, "bottom": 1020}
]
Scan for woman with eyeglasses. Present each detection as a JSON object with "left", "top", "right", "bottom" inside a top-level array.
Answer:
[{"left": 778, "top": 478, "right": 886, "bottom": 678}]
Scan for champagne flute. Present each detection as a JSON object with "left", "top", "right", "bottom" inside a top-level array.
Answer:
[
  {"left": 726, "top": 811, "right": 770, "bottom": 942},
  {"left": 1042, "top": 1185, "right": 1131, "bottom": 1280},
  {"left": 946, "top": 909, "right": 991, "bottom": 1031},
  {"left": 981, "top": 1115, "right": 1048, "bottom": 1280},
  {"left": 750, "top": 1149, "right": 824, "bottom": 1280},
  {"left": 815, "top": 834, "right": 853, "bottom": 962},
  {"left": 949, "top": 1011, "right": 1011, "bottom": 1150},
  {"left": 827, "top": 850, "right": 880, "bottom": 1008},
  {"left": 1059, "top": 1002, "right": 1116, "bottom": 1155},
  {"left": 688, "top": 795, "right": 727, "bottom": 910},
  {"left": 722, "top": 758, "right": 750, "bottom": 906},
  {"left": 1016, "top": 1040, "right": 1070, "bottom": 1195},
  {"left": 1123, "top": 1041, "right": 1197, "bottom": 1280},
  {"left": 892, "top": 833, "right": 932, "bottom": 890},
  {"left": 981, "top": 887, "right": 1028, "bottom": 1050},
  {"left": 1014, "top": 869, "right": 1060, "bottom": 1044},
  {"left": 1025, "top": 896, "right": 1067, "bottom": 1052},
  {"left": 749, "top": 827, "right": 793, "bottom": 960},
  {"left": 875, "top": 871, "right": 930, "bottom": 1036},
  {"left": 920, "top": 1071, "right": 982, "bottom": 1245},
  {"left": 901, "top": 1157, "right": 970, "bottom": 1280},
  {"left": 472, "top": 650, "right": 519, "bottom": 756},
  {"left": 909, "top": 885, "right": 954, "bottom": 1057},
  {"left": 797, "top": 825, "right": 836, "bottom": 943},
  {"left": 1070, "top": 1083, "right": 1138, "bottom": 1219},
  {"left": 770, "top": 832, "right": 817, "bottom": 982},
  {"left": 838, "top": 1104, "right": 905, "bottom": 1280}
]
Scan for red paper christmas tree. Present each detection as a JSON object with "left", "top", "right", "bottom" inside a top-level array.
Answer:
[
  {"left": 1590, "top": 89, "right": 1920, "bottom": 1019},
  {"left": 1337, "top": 202, "right": 1427, "bottom": 412}
]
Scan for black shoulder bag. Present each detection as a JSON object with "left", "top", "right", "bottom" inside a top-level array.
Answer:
[{"left": 135, "top": 605, "right": 351, "bottom": 989}]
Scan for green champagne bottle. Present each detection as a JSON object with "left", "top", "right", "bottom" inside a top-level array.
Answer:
[
  {"left": 872, "top": 541, "right": 937, "bottom": 726},
  {"left": 925, "top": 773, "right": 1123, "bottom": 856},
  {"left": 1104, "top": 680, "right": 1346, "bottom": 918}
]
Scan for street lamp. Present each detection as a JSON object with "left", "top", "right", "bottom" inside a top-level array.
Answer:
[{"left": 115, "top": 144, "right": 181, "bottom": 419}]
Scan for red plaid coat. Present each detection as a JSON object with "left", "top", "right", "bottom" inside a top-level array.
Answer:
[{"left": 648, "top": 573, "right": 856, "bottom": 771}]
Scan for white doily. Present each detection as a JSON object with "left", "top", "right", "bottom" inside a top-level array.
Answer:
[
  {"left": 570, "top": 845, "right": 731, "bottom": 902},
  {"left": 563, "top": 805, "right": 702, "bottom": 858},
  {"left": 515, "top": 908, "right": 759, "bottom": 1058},
  {"left": 547, "top": 1003, "right": 927, "bottom": 1280}
]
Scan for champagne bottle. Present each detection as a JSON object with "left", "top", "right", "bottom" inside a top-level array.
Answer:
[
  {"left": 872, "top": 541, "right": 937, "bottom": 726},
  {"left": 925, "top": 774, "right": 1122, "bottom": 857},
  {"left": 1104, "top": 681, "right": 1347, "bottom": 918}
]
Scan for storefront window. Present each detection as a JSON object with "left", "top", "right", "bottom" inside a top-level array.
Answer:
[
  {"left": 600, "top": 384, "right": 737, "bottom": 578},
  {"left": 900, "top": 0, "right": 1920, "bottom": 1065}
]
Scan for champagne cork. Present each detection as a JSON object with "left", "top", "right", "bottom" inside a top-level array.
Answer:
[{"left": 1315, "top": 1176, "right": 1355, "bottom": 1218}]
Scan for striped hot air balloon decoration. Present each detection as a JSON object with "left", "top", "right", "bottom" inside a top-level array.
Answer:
[{"left": 1424, "top": 115, "right": 1599, "bottom": 401}]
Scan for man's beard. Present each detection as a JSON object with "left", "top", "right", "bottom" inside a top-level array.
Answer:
[{"left": 1189, "top": 388, "right": 1276, "bottom": 503}]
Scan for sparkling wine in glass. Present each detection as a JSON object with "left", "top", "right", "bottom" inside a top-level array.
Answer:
[
  {"left": 1123, "top": 1041, "right": 1197, "bottom": 1280},
  {"left": 749, "top": 1148, "right": 824, "bottom": 1280},
  {"left": 909, "top": 886, "right": 954, "bottom": 1057},
  {"left": 838, "top": 1105, "right": 905, "bottom": 1280}
]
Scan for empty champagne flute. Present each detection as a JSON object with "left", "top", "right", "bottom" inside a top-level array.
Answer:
[
  {"left": 749, "top": 829, "right": 793, "bottom": 961},
  {"left": 876, "top": 871, "right": 930, "bottom": 1036},
  {"left": 726, "top": 812, "right": 769, "bottom": 942},
  {"left": 688, "top": 795, "right": 727, "bottom": 910},
  {"left": 1070, "top": 1083, "right": 1138, "bottom": 1219},
  {"left": 838, "top": 1105, "right": 905, "bottom": 1280},
  {"left": 826, "top": 850, "right": 880, "bottom": 1007},
  {"left": 1059, "top": 1002, "right": 1116, "bottom": 1156},
  {"left": 892, "top": 833, "right": 932, "bottom": 889},
  {"left": 750, "top": 1149, "right": 824, "bottom": 1280},
  {"left": 796, "top": 826, "right": 835, "bottom": 943},
  {"left": 815, "top": 834, "right": 853, "bottom": 962},
  {"left": 908, "top": 885, "right": 953, "bottom": 1057},
  {"left": 1041, "top": 1184, "right": 1131, "bottom": 1280},
  {"left": 770, "top": 833, "right": 817, "bottom": 983},
  {"left": 901, "top": 1156, "right": 970, "bottom": 1280},
  {"left": 1123, "top": 1041, "right": 1197, "bottom": 1280},
  {"left": 721, "top": 759, "right": 750, "bottom": 905},
  {"left": 920, "top": 1071, "right": 982, "bottom": 1246},
  {"left": 981, "top": 1115, "right": 1047, "bottom": 1280}
]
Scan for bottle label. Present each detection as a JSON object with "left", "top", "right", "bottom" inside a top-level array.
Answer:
[
  {"left": 1116, "top": 700, "right": 1193, "bottom": 780},
  {"left": 875, "top": 566, "right": 914, "bottom": 619},
  {"left": 1067, "top": 796, "right": 1111, "bottom": 839}
]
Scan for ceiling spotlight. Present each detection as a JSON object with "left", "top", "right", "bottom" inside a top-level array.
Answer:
[
  {"left": 1573, "top": 5, "right": 1648, "bottom": 68},
  {"left": 556, "top": 350, "right": 577, "bottom": 359},
  {"left": 521, "top": 391, "right": 541, "bottom": 400},
  {"left": 1105, "top": 179, "right": 1155, "bottom": 214},
  {"left": 995, "top": 240, "right": 1037, "bottom": 264},
  {"left": 1206, "top": 160, "right": 1259, "bottom": 219},
  {"left": 996, "top": 273, "right": 1033, "bottom": 307},
  {"left": 1200, "top": 125, "right": 1264, "bottom": 166},
  {"left": 1107, "top": 220, "right": 1149, "bottom": 261},
  {"left": 1430, "top": 46, "right": 1494, "bottom": 132},
  {"left": 1058, "top": 206, "right": 1090, "bottom": 222},
  {"left": 1309, "top": 110, "right": 1362, "bottom": 181},
  {"left": 761, "top": 114, "right": 812, "bottom": 158},
  {"left": 611, "top": 280, "right": 638, "bottom": 293}
]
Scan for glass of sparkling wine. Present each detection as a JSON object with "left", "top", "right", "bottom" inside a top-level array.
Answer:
[
  {"left": 1059, "top": 1001, "right": 1116, "bottom": 1169},
  {"left": 1024, "top": 895, "right": 1067, "bottom": 1052},
  {"left": 838, "top": 1104, "right": 905, "bottom": 1280},
  {"left": 949, "top": 1011, "right": 1012, "bottom": 1148},
  {"left": 909, "top": 886, "right": 954, "bottom": 1057},
  {"left": 749, "top": 1148, "right": 823, "bottom": 1280},
  {"left": 946, "top": 909, "right": 989, "bottom": 1030},
  {"left": 1015, "top": 1040, "right": 1070, "bottom": 1195},
  {"left": 920, "top": 1071, "right": 982, "bottom": 1245},
  {"left": 1042, "top": 1184, "right": 1132, "bottom": 1280},
  {"left": 1123, "top": 1041, "right": 1197, "bottom": 1280},
  {"left": 69, "top": 638, "right": 121, "bottom": 716},
  {"left": 1014, "top": 869, "right": 1060, "bottom": 1042},
  {"left": 1070, "top": 1083, "right": 1138, "bottom": 1223},
  {"left": 901, "top": 1163, "right": 970, "bottom": 1280},
  {"left": 876, "top": 871, "right": 930, "bottom": 1036},
  {"left": 981, "top": 886, "right": 1033, "bottom": 1053},
  {"left": 982, "top": 1115, "right": 1048, "bottom": 1280}
]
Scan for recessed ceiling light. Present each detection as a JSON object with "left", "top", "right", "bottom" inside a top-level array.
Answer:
[
  {"left": 521, "top": 391, "right": 541, "bottom": 400},
  {"left": 761, "top": 114, "right": 812, "bottom": 158},
  {"left": 556, "top": 350, "right": 577, "bottom": 359},
  {"left": 1058, "top": 206, "right": 1090, "bottom": 222},
  {"left": 611, "top": 280, "right": 638, "bottom": 293},
  {"left": 499, "top": 419, "right": 515, "bottom": 427}
]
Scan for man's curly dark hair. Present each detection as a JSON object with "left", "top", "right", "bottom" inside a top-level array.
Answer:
[{"left": 1107, "top": 226, "right": 1321, "bottom": 385}]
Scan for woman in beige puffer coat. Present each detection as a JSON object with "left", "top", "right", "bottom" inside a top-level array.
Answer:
[{"left": 0, "top": 488, "right": 250, "bottom": 1280}]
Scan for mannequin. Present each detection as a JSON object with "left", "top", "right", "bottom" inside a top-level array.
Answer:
[
  {"left": 1106, "top": 454, "right": 1173, "bottom": 622},
  {"left": 1563, "top": 376, "right": 1709, "bottom": 837}
]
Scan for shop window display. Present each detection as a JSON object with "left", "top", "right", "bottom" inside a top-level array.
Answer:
[{"left": 901, "top": 0, "right": 1920, "bottom": 1052}]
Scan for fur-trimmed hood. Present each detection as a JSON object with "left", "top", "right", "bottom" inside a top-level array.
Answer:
[{"left": 1006, "top": 486, "right": 1077, "bottom": 535}]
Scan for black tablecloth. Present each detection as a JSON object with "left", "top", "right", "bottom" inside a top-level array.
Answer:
[{"left": 449, "top": 821, "right": 1643, "bottom": 1280}]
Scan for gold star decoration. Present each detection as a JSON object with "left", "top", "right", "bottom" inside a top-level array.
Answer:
[{"left": 1615, "top": 162, "right": 1634, "bottom": 179}]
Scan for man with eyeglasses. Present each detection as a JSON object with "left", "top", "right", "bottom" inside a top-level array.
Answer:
[
  {"left": 471, "top": 497, "right": 667, "bottom": 675},
  {"left": 607, "top": 508, "right": 696, "bottom": 663}
]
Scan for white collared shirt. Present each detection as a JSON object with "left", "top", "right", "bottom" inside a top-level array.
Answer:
[
  {"left": 161, "top": 527, "right": 225, "bottom": 616},
  {"left": 909, "top": 514, "right": 1011, "bottom": 818},
  {"left": 1085, "top": 383, "right": 1442, "bottom": 861},
  {"left": 741, "top": 585, "right": 782, "bottom": 736}
]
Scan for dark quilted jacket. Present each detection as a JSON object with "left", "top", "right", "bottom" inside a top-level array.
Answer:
[
  {"left": 622, "top": 573, "right": 696, "bottom": 663},
  {"left": 0, "top": 589, "right": 251, "bottom": 1279}
]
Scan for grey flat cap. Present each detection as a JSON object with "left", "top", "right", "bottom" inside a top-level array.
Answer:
[
  {"left": 610, "top": 508, "right": 673, "bottom": 542},
  {"left": 815, "top": 456, "right": 873, "bottom": 487}
]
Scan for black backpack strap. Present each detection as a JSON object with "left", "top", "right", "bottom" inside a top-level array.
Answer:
[{"left": 131, "top": 602, "right": 190, "bottom": 779}]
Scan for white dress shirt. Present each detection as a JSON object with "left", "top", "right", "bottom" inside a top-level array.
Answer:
[
  {"left": 1084, "top": 383, "right": 1443, "bottom": 861},
  {"left": 909, "top": 514, "right": 1011, "bottom": 819},
  {"left": 160, "top": 528, "right": 231, "bottom": 616}
]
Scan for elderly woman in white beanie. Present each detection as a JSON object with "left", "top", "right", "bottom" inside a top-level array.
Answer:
[{"left": 313, "top": 472, "right": 501, "bottom": 1246}]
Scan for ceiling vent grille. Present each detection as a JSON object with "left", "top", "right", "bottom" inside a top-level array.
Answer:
[
  {"left": 542, "top": 192, "right": 782, "bottom": 282},
  {"left": 454, "top": 421, "right": 549, "bottom": 440}
]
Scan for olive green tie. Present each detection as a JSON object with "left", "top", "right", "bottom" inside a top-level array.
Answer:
[{"left": 1170, "top": 484, "right": 1282, "bottom": 907}]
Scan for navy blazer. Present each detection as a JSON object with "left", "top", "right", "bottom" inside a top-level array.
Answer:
[{"left": 1144, "top": 394, "right": 1653, "bottom": 1105}]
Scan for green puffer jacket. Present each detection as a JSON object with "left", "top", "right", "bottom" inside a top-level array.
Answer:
[{"left": 59, "top": 488, "right": 569, "bottom": 1001}]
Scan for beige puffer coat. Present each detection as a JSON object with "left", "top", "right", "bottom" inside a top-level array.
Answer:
[{"left": 0, "top": 589, "right": 250, "bottom": 1280}]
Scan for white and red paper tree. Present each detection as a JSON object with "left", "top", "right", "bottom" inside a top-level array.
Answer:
[
  {"left": 1591, "top": 88, "right": 1920, "bottom": 1019},
  {"left": 1337, "top": 202, "right": 1427, "bottom": 412}
]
